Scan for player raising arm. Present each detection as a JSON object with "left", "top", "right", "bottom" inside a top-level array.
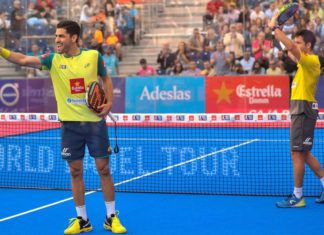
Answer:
[
  {"left": 0, "top": 20, "right": 126, "bottom": 234},
  {"left": 268, "top": 13, "right": 324, "bottom": 208}
]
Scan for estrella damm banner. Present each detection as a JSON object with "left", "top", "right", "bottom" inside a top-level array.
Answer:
[{"left": 205, "top": 75, "right": 290, "bottom": 113}]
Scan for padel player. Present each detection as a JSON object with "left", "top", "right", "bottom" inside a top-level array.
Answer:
[
  {"left": 269, "top": 13, "right": 324, "bottom": 207},
  {"left": 0, "top": 20, "right": 127, "bottom": 233}
]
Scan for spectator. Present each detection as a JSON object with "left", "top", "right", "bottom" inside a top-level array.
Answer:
[
  {"left": 136, "top": 58, "right": 156, "bottom": 76},
  {"left": 252, "top": 31, "right": 271, "bottom": 62},
  {"left": 237, "top": 4, "right": 250, "bottom": 24},
  {"left": 37, "top": 0, "right": 54, "bottom": 9},
  {"left": 188, "top": 28, "right": 204, "bottom": 60},
  {"left": 174, "top": 41, "right": 191, "bottom": 69},
  {"left": 264, "top": 2, "right": 278, "bottom": 20},
  {"left": 277, "top": 60, "right": 287, "bottom": 75},
  {"left": 203, "top": 27, "right": 219, "bottom": 54},
  {"left": 123, "top": 1, "right": 138, "bottom": 45},
  {"left": 266, "top": 59, "right": 282, "bottom": 75},
  {"left": 240, "top": 50, "right": 255, "bottom": 74},
  {"left": 105, "top": 30, "right": 122, "bottom": 60},
  {"left": 91, "top": 22, "right": 104, "bottom": 54},
  {"left": 314, "top": 16, "right": 324, "bottom": 49},
  {"left": 200, "top": 60, "right": 215, "bottom": 76},
  {"left": 169, "top": 61, "right": 184, "bottom": 76},
  {"left": 103, "top": 0, "right": 115, "bottom": 34},
  {"left": 102, "top": 46, "right": 119, "bottom": 76},
  {"left": 213, "top": 14, "right": 227, "bottom": 37},
  {"left": 248, "top": 24, "right": 259, "bottom": 48},
  {"left": 92, "top": 8, "right": 107, "bottom": 27},
  {"left": 182, "top": 60, "right": 201, "bottom": 76},
  {"left": 255, "top": 17, "right": 265, "bottom": 31},
  {"left": 203, "top": 0, "right": 224, "bottom": 29},
  {"left": 79, "top": 0, "right": 96, "bottom": 34},
  {"left": 250, "top": 59, "right": 266, "bottom": 75},
  {"left": 309, "top": 3, "right": 324, "bottom": 22},
  {"left": 267, "top": 39, "right": 280, "bottom": 60},
  {"left": 156, "top": 43, "right": 175, "bottom": 75},
  {"left": 0, "top": 11, "right": 9, "bottom": 46},
  {"left": 210, "top": 41, "right": 230, "bottom": 75},
  {"left": 10, "top": 0, "right": 26, "bottom": 48},
  {"left": 230, "top": 62, "right": 245, "bottom": 75},
  {"left": 228, "top": 51, "right": 237, "bottom": 72},
  {"left": 250, "top": 3, "right": 265, "bottom": 23},
  {"left": 38, "top": 0, "right": 58, "bottom": 26},
  {"left": 25, "top": 44, "right": 48, "bottom": 78},
  {"left": 277, "top": 50, "right": 297, "bottom": 76},
  {"left": 223, "top": 23, "right": 245, "bottom": 59},
  {"left": 227, "top": 2, "right": 240, "bottom": 24}
]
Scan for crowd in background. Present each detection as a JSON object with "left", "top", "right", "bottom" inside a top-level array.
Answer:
[
  {"left": 148, "top": 0, "right": 324, "bottom": 78},
  {"left": 0, "top": 0, "right": 139, "bottom": 77},
  {"left": 0, "top": 0, "right": 323, "bottom": 78}
]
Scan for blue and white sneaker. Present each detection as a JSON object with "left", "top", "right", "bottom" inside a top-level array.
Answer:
[
  {"left": 315, "top": 190, "right": 324, "bottom": 203},
  {"left": 276, "top": 194, "right": 306, "bottom": 208}
]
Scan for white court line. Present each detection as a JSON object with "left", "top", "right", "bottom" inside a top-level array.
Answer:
[
  {"left": 0, "top": 139, "right": 258, "bottom": 222},
  {"left": 5, "top": 137, "right": 283, "bottom": 142}
]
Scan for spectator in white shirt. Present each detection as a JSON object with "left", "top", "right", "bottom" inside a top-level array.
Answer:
[
  {"left": 250, "top": 3, "right": 265, "bottom": 22},
  {"left": 240, "top": 50, "right": 255, "bottom": 74}
]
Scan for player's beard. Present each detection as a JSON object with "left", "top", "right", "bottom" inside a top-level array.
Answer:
[{"left": 56, "top": 43, "right": 64, "bottom": 54}]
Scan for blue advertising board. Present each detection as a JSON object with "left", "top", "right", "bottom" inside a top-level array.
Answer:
[{"left": 125, "top": 76, "right": 205, "bottom": 113}]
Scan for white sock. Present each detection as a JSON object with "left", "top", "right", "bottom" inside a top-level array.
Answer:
[
  {"left": 293, "top": 187, "right": 303, "bottom": 199},
  {"left": 76, "top": 205, "right": 88, "bottom": 220},
  {"left": 320, "top": 177, "right": 324, "bottom": 188},
  {"left": 105, "top": 201, "right": 116, "bottom": 218}
]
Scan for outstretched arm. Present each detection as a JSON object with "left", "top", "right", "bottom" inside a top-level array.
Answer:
[
  {"left": 0, "top": 47, "right": 42, "bottom": 69},
  {"left": 268, "top": 13, "right": 301, "bottom": 61}
]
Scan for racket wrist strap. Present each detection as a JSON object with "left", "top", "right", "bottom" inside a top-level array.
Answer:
[
  {"left": 0, "top": 48, "right": 11, "bottom": 59},
  {"left": 272, "top": 25, "right": 282, "bottom": 32}
]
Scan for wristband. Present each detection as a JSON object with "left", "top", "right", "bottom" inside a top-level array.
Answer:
[
  {"left": 0, "top": 48, "right": 11, "bottom": 59},
  {"left": 272, "top": 25, "right": 282, "bottom": 32}
]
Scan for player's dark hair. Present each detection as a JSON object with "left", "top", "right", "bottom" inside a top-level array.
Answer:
[
  {"left": 295, "top": 29, "right": 316, "bottom": 50},
  {"left": 57, "top": 20, "right": 81, "bottom": 43}
]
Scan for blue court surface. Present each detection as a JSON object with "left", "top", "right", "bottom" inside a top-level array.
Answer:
[
  {"left": 1, "top": 122, "right": 324, "bottom": 234},
  {"left": 0, "top": 189, "right": 323, "bottom": 235}
]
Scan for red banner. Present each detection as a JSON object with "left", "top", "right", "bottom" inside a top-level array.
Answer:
[{"left": 206, "top": 75, "right": 290, "bottom": 113}]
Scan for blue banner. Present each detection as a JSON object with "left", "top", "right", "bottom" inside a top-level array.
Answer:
[{"left": 125, "top": 76, "right": 205, "bottom": 113}]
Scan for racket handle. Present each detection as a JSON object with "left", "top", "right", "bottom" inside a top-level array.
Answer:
[{"left": 107, "top": 112, "right": 116, "bottom": 123}]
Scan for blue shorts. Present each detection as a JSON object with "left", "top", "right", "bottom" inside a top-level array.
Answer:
[{"left": 60, "top": 119, "right": 111, "bottom": 161}]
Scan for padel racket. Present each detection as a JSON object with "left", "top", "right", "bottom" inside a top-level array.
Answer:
[
  {"left": 277, "top": 3, "right": 299, "bottom": 26},
  {"left": 85, "top": 81, "right": 107, "bottom": 113}
]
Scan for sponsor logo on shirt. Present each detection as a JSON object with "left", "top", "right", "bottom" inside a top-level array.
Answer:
[
  {"left": 66, "top": 98, "right": 86, "bottom": 104},
  {"left": 70, "top": 78, "right": 86, "bottom": 94}
]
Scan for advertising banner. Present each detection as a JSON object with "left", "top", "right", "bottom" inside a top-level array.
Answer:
[
  {"left": 111, "top": 77, "right": 126, "bottom": 113},
  {"left": 206, "top": 75, "right": 290, "bottom": 113},
  {"left": 0, "top": 78, "right": 56, "bottom": 112},
  {"left": 125, "top": 76, "right": 205, "bottom": 113},
  {"left": 0, "top": 77, "right": 126, "bottom": 113},
  {"left": 316, "top": 76, "right": 324, "bottom": 112}
]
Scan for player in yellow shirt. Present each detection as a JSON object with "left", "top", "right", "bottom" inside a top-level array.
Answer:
[
  {"left": 269, "top": 13, "right": 324, "bottom": 208},
  {"left": 0, "top": 20, "right": 127, "bottom": 234}
]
